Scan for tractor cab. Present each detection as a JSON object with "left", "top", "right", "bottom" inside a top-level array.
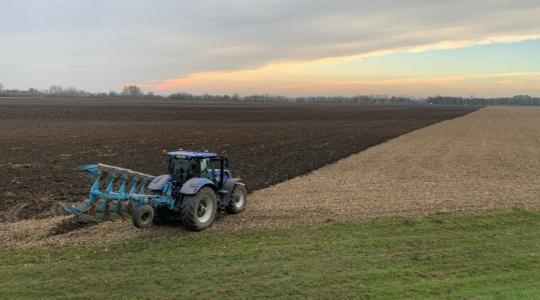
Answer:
[{"left": 166, "top": 150, "right": 231, "bottom": 186}]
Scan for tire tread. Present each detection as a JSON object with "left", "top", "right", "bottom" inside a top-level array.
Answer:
[{"left": 179, "top": 187, "right": 217, "bottom": 231}]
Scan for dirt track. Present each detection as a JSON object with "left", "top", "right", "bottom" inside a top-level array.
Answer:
[{"left": 2, "top": 106, "right": 539, "bottom": 248}]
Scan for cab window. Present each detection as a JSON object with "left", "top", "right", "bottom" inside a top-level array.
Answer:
[{"left": 200, "top": 158, "right": 214, "bottom": 180}]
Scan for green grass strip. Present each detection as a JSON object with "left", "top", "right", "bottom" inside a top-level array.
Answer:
[{"left": 1, "top": 210, "right": 539, "bottom": 299}]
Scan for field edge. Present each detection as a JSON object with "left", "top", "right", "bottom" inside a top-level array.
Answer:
[{"left": 1, "top": 209, "right": 539, "bottom": 299}]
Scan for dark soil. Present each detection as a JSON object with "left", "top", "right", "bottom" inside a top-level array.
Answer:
[{"left": 0, "top": 98, "right": 477, "bottom": 221}]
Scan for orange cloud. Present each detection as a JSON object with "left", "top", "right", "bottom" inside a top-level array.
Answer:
[
  {"left": 134, "top": 34, "right": 540, "bottom": 97},
  {"left": 409, "top": 34, "right": 540, "bottom": 53},
  {"left": 138, "top": 77, "right": 191, "bottom": 90},
  {"left": 139, "top": 71, "right": 540, "bottom": 97}
]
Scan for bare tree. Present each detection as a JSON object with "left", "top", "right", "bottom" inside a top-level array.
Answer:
[
  {"left": 28, "top": 88, "right": 40, "bottom": 96},
  {"left": 0, "top": 83, "right": 4, "bottom": 91},
  {"left": 49, "top": 85, "right": 63, "bottom": 95},
  {"left": 121, "top": 85, "right": 143, "bottom": 97}
]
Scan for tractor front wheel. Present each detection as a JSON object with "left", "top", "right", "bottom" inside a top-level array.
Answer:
[
  {"left": 227, "top": 184, "right": 248, "bottom": 214},
  {"left": 180, "top": 187, "right": 217, "bottom": 231},
  {"left": 132, "top": 204, "right": 155, "bottom": 228}
]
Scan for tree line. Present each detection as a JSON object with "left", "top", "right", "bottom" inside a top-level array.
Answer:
[
  {"left": 169, "top": 93, "right": 416, "bottom": 104},
  {"left": 426, "top": 95, "right": 540, "bottom": 106},
  {"left": 1, "top": 83, "right": 539, "bottom": 106},
  {"left": 0, "top": 84, "right": 158, "bottom": 98}
]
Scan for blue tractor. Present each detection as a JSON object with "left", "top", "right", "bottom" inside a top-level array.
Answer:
[{"left": 64, "top": 150, "right": 247, "bottom": 231}]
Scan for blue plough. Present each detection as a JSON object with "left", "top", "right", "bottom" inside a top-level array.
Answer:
[{"left": 64, "top": 163, "right": 175, "bottom": 221}]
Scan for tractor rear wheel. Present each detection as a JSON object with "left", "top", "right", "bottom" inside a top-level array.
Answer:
[
  {"left": 180, "top": 187, "right": 217, "bottom": 231},
  {"left": 132, "top": 204, "right": 155, "bottom": 228},
  {"left": 227, "top": 184, "right": 247, "bottom": 214}
]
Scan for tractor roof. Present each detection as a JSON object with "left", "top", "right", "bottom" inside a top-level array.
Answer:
[{"left": 167, "top": 150, "right": 218, "bottom": 159}]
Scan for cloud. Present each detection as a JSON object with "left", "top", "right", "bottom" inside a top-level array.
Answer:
[
  {"left": 1, "top": 0, "right": 540, "bottom": 92},
  {"left": 136, "top": 63, "right": 540, "bottom": 97},
  {"left": 138, "top": 34, "right": 540, "bottom": 95}
]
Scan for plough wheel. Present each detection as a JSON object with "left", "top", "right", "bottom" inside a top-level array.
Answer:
[
  {"left": 132, "top": 205, "right": 155, "bottom": 228},
  {"left": 180, "top": 187, "right": 217, "bottom": 231}
]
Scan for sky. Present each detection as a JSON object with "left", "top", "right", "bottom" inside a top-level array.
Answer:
[{"left": 1, "top": 0, "right": 539, "bottom": 97}]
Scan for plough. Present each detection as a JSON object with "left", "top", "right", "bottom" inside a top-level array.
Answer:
[{"left": 64, "top": 150, "right": 247, "bottom": 230}]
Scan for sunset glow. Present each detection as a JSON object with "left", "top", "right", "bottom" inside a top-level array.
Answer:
[{"left": 139, "top": 36, "right": 540, "bottom": 97}]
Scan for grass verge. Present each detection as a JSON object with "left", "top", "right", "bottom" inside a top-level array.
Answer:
[{"left": 1, "top": 210, "right": 539, "bottom": 299}]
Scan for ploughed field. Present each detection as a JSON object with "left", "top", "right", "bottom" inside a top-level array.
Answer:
[
  {"left": 0, "top": 98, "right": 475, "bottom": 222},
  {"left": 227, "top": 106, "right": 540, "bottom": 229}
]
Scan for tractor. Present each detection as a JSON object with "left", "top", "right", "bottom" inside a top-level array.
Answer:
[{"left": 64, "top": 150, "right": 247, "bottom": 231}]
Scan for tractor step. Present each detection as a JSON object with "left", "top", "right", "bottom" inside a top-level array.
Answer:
[{"left": 218, "top": 189, "right": 229, "bottom": 195}]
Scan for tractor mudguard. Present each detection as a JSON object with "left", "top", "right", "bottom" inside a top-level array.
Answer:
[
  {"left": 180, "top": 178, "right": 217, "bottom": 195},
  {"left": 223, "top": 178, "right": 243, "bottom": 193},
  {"left": 220, "top": 178, "right": 244, "bottom": 205}
]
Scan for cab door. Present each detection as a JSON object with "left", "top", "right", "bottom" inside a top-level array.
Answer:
[{"left": 199, "top": 158, "right": 216, "bottom": 182}]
